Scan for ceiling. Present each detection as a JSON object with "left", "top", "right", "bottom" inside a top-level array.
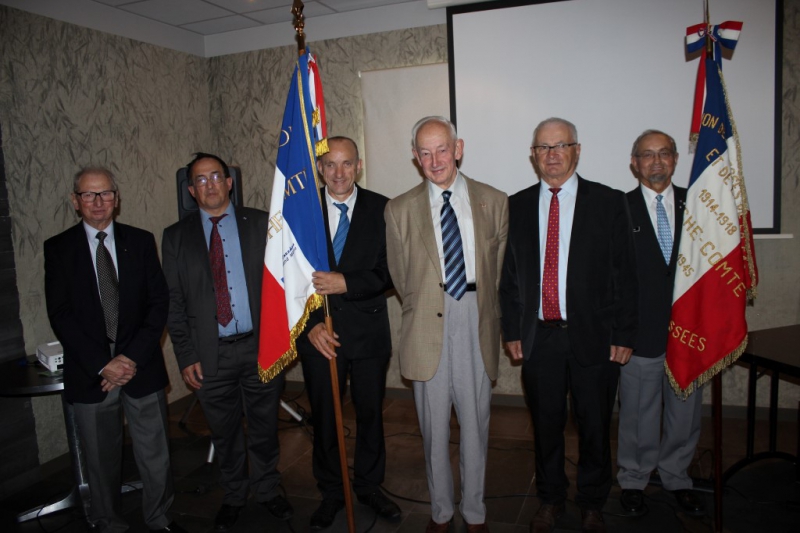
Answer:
[
  {"left": 88, "top": 0, "right": 420, "bottom": 37},
  {"left": 0, "top": 0, "right": 485, "bottom": 56}
]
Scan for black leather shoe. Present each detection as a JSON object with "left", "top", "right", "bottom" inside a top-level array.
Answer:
[
  {"left": 214, "top": 504, "right": 244, "bottom": 532},
  {"left": 619, "top": 489, "right": 646, "bottom": 516},
  {"left": 529, "top": 503, "right": 564, "bottom": 533},
  {"left": 261, "top": 494, "right": 294, "bottom": 520},
  {"left": 580, "top": 509, "right": 607, "bottom": 533},
  {"left": 357, "top": 489, "right": 401, "bottom": 522},
  {"left": 310, "top": 499, "right": 344, "bottom": 530},
  {"left": 151, "top": 522, "right": 188, "bottom": 533},
  {"left": 672, "top": 489, "right": 706, "bottom": 516}
]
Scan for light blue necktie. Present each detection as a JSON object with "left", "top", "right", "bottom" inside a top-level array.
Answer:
[
  {"left": 656, "top": 194, "right": 672, "bottom": 263},
  {"left": 332, "top": 203, "right": 349, "bottom": 264},
  {"left": 441, "top": 191, "right": 467, "bottom": 300}
]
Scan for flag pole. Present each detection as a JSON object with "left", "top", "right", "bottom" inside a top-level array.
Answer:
[
  {"left": 292, "top": 3, "right": 356, "bottom": 532},
  {"left": 703, "top": 2, "right": 724, "bottom": 531}
]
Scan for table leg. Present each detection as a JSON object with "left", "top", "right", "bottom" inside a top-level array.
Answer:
[
  {"left": 16, "top": 394, "right": 91, "bottom": 523},
  {"left": 746, "top": 361, "right": 757, "bottom": 457},
  {"left": 768, "top": 371, "right": 779, "bottom": 452}
]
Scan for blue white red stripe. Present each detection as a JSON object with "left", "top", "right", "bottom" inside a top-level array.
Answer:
[
  {"left": 258, "top": 49, "right": 330, "bottom": 382},
  {"left": 666, "top": 21, "right": 757, "bottom": 397}
]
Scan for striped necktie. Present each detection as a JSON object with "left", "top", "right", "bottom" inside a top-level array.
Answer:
[
  {"left": 332, "top": 203, "right": 350, "bottom": 264},
  {"left": 441, "top": 191, "right": 467, "bottom": 300}
]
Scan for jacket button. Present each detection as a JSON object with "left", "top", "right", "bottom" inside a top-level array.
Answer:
[{"left": 437, "top": 313, "right": 443, "bottom": 318}]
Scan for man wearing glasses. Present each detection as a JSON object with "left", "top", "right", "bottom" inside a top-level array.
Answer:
[
  {"left": 162, "top": 153, "right": 293, "bottom": 531},
  {"left": 500, "top": 118, "right": 637, "bottom": 533},
  {"left": 44, "top": 167, "right": 184, "bottom": 532},
  {"left": 617, "top": 130, "right": 705, "bottom": 518}
]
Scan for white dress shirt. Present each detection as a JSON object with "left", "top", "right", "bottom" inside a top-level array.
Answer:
[
  {"left": 428, "top": 173, "right": 476, "bottom": 284},
  {"left": 82, "top": 221, "right": 118, "bottom": 290},
  {"left": 640, "top": 182, "right": 675, "bottom": 238},
  {"left": 538, "top": 173, "right": 578, "bottom": 320},
  {"left": 325, "top": 185, "right": 357, "bottom": 238}
]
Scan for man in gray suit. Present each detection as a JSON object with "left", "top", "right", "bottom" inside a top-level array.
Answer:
[
  {"left": 385, "top": 117, "right": 508, "bottom": 533},
  {"left": 618, "top": 130, "right": 705, "bottom": 517},
  {"left": 162, "top": 153, "right": 292, "bottom": 531}
]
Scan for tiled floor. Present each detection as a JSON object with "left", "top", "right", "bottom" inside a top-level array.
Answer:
[{"left": 2, "top": 384, "right": 798, "bottom": 533}]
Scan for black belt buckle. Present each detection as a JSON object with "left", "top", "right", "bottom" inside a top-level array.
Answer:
[
  {"left": 538, "top": 319, "right": 567, "bottom": 329},
  {"left": 219, "top": 331, "right": 253, "bottom": 344}
]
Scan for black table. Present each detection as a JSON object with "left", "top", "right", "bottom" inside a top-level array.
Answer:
[
  {"left": 722, "top": 324, "right": 800, "bottom": 484},
  {"left": 0, "top": 356, "right": 91, "bottom": 523}
]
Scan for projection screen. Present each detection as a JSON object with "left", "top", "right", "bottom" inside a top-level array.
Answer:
[{"left": 449, "top": 0, "right": 780, "bottom": 232}]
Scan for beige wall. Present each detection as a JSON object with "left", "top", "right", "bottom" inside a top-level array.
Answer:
[
  {"left": 0, "top": 4, "right": 798, "bottom": 463},
  {"left": 0, "top": 6, "right": 212, "bottom": 461}
]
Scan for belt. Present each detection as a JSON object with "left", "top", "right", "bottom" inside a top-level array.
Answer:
[
  {"left": 443, "top": 282, "right": 477, "bottom": 292},
  {"left": 537, "top": 319, "right": 568, "bottom": 329},
  {"left": 218, "top": 331, "right": 253, "bottom": 344}
]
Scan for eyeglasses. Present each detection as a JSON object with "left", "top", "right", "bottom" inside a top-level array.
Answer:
[
  {"left": 532, "top": 143, "right": 578, "bottom": 155},
  {"left": 191, "top": 173, "right": 227, "bottom": 187},
  {"left": 76, "top": 190, "right": 116, "bottom": 203},
  {"left": 635, "top": 150, "right": 675, "bottom": 161}
]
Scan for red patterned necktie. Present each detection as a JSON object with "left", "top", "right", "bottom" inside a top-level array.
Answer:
[
  {"left": 209, "top": 215, "right": 233, "bottom": 327},
  {"left": 542, "top": 188, "right": 562, "bottom": 321}
]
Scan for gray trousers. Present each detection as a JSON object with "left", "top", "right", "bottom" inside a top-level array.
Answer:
[
  {"left": 412, "top": 291, "right": 492, "bottom": 525},
  {"left": 73, "top": 387, "right": 173, "bottom": 532},
  {"left": 616, "top": 354, "right": 703, "bottom": 491}
]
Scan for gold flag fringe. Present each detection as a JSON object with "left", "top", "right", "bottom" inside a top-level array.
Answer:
[
  {"left": 666, "top": 334, "right": 748, "bottom": 400},
  {"left": 718, "top": 64, "right": 758, "bottom": 302},
  {"left": 258, "top": 293, "right": 324, "bottom": 383}
]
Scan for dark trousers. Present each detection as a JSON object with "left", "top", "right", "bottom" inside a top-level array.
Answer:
[
  {"left": 300, "top": 351, "right": 389, "bottom": 500},
  {"left": 195, "top": 335, "right": 284, "bottom": 505},
  {"left": 522, "top": 325, "right": 619, "bottom": 510}
]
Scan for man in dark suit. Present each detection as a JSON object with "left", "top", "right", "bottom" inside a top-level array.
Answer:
[
  {"left": 500, "top": 118, "right": 637, "bottom": 533},
  {"left": 295, "top": 136, "right": 400, "bottom": 529},
  {"left": 617, "top": 130, "right": 705, "bottom": 517},
  {"left": 162, "top": 153, "right": 292, "bottom": 531},
  {"left": 45, "top": 167, "right": 183, "bottom": 533}
]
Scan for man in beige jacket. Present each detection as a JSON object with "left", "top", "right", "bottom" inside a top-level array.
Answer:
[{"left": 385, "top": 116, "right": 508, "bottom": 533}]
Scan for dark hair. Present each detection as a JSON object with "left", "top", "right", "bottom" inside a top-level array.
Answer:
[{"left": 186, "top": 152, "right": 230, "bottom": 183}]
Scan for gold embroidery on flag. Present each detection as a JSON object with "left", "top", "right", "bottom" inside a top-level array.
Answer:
[{"left": 258, "top": 293, "right": 324, "bottom": 382}]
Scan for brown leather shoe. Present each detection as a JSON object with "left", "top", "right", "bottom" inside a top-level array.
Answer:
[
  {"left": 529, "top": 503, "right": 564, "bottom": 533},
  {"left": 580, "top": 509, "right": 607, "bottom": 533},
  {"left": 465, "top": 524, "right": 490, "bottom": 533},
  {"left": 425, "top": 518, "right": 453, "bottom": 533}
]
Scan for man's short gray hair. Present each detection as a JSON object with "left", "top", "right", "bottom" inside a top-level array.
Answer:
[
  {"left": 630, "top": 129, "right": 677, "bottom": 156},
  {"left": 532, "top": 117, "right": 579, "bottom": 146},
  {"left": 73, "top": 166, "right": 119, "bottom": 193},
  {"left": 411, "top": 116, "right": 458, "bottom": 149}
]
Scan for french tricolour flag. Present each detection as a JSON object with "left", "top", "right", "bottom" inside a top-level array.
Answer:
[
  {"left": 258, "top": 50, "right": 329, "bottom": 382},
  {"left": 666, "top": 21, "right": 757, "bottom": 397}
]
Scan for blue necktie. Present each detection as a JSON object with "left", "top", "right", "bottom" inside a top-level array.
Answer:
[
  {"left": 441, "top": 191, "right": 467, "bottom": 300},
  {"left": 656, "top": 194, "right": 672, "bottom": 263},
  {"left": 332, "top": 203, "right": 349, "bottom": 264}
]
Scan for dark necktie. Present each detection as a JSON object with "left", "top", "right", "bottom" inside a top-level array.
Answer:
[
  {"left": 332, "top": 203, "right": 349, "bottom": 264},
  {"left": 441, "top": 190, "right": 467, "bottom": 301},
  {"left": 96, "top": 231, "right": 119, "bottom": 341},
  {"left": 209, "top": 215, "right": 233, "bottom": 327},
  {"left": 542, "top": 188, "right": 562, "bottom": 321},
  {"left": 656, "top": 194, "right": 673, "bottom": 263}
]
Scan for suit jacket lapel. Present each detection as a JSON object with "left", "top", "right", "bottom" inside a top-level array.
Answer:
[
  {"left": 410, "top": 183, "right": 442, "bottom": 281},
  {"left": 632, "top": 187, "right": 660, "bottom": 248},
  {"left": 71, "top": 223, "right": 109, "bottom": 338},
  {"left": 671, "top": 186, "right": 686, "bottom": 264}
]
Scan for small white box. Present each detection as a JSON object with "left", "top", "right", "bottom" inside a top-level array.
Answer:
[{"left": 37, "top": 341, "right": 64, "bottom": 373}]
